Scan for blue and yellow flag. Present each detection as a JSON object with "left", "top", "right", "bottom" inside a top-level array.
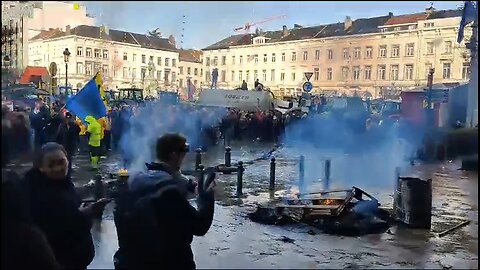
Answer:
[
  {"left": 66, "top": 74, "right": 107, "bottom": 122},
  {"left": 95, "top": 71, "right": 109, "bottom": 109}
]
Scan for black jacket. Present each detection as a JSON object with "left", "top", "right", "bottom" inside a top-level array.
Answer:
[
  {"left": 21, "top": 168, "right": 94, "bottom": 269},
  {"left": 115, "top": 163, "right": 214, "bottom": 269}
]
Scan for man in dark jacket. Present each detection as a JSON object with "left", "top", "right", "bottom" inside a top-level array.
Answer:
[
  {"left": 55, "top": 112, "right": 81, "bottom": 178},
  {"left": 113, "top": 133, "right": 215, "bottom": 270}
]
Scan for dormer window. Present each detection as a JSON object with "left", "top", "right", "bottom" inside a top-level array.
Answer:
[
  {"left": 381, "top": 28, "right": 388, "bottom": 33},
  {"left": 394, "top": 27, "right": 401, "bottom": 31},
  {"left": 253, "top": 36, "right": 265, "bottom": 44}
]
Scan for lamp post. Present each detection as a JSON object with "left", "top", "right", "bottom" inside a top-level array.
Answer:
[{"left": 63, "top": 48, "right": 70, "bottom": 88}]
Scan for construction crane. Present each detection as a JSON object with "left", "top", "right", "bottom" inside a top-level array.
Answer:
[{"left": 233, "top": 14, "right": 287, "bottom": 33}]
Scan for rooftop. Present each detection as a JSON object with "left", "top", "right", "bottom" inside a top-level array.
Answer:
[
  {"left": 179, "top": 49, "right": 203, "bottom": 63},
  {"left": 31, "top": 25, "right": 178, "bottom": 52}
]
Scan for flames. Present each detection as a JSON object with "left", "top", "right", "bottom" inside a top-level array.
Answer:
[
  {"left": 323, "top": 199, "right": 334, "bottom": 205},
  {"left": 118, "top": 168, "right": 129, "bottom": 176}
]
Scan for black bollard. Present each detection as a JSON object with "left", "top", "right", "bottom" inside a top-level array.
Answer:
[
  {"left": 324, "top": 159, "right": 331, "bottom": 191},
  {"left": 195, "top": 148, "right": 202, "bottom": 170},
  {"left": 299, "top": 155, "right": 305, "bottom": 194},
  {"left": 225, "top": 146, "right": 232, "bottom": 167},
  {"left": 196, "top": 164, "right": 205, "bottom": 190},
  {"left": 269, "top": 157, "right": 276, "bottom": 191},
  {"left": 236, "top": 161, "right": 244, "bottom": 196}
]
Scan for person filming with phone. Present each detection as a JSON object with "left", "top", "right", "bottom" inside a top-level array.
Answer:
[
  {"left": 113, "top": 133, "right": 216, "bottom": 270},
  {"left": 21, "top": 142, "right": 110, "bottom": 270}
]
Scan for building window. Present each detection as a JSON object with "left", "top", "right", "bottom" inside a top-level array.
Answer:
[
  {"left": 291, "top": 52, "right": 296, "bottom": 62},
  {"left": 239, "top": 56, "right": 243, "bottom": 64},
  {"left": 342, "top": 66, "right": 349, "bottom": 80},
  {"left": 406, "top": 43, "right": 415, "bottom": 57},
  {"left": 442, "top": 63, "right": 451, "bottom": 79},
  {"left": 379, "top": 45, "right": 387, "bottom": 58},
  {"left": 391, "top": 45, "right": 400, "bottom": 58},
  {"left": 172, "top": 59, "right": 176, "bottom": 67},
  {"left": 94, "top": 49, "right": 100, "bottom": 58},
  {"left": 86, "top": 62, "right": 93, "bottom": 75},
  {"left": 254, "top": 54, "right": 258, "bottom": 64},
  {"left": 272, "top": 53, "right": 276, "bottom": 62},
  {"left": 254, "top": 70, "right": 258, "bottom": 80},
  {"left": 123, "top": 52, "right": 127, "bottom": 61},
  {"left": 353, "top": 66, "right": 360, "bottom": 80},
  {"left": 76, "top": 62, "right": 83, "bottom": 74},
  {"left": 232, "top": 56, "right": 235, "bottom": 65},
  {"left": 424, "top": 22, "right": 434, "bottom": 28},
  {"left": 327, "top": 68, "right": 333, "bottom": 80},
  {"left": 425, "top": 64, "right": 433, "bottom": 79},
  {"left": 213, "top": 56, "right": 218, "bottom": 66},
  {"left": 132, "top": 68, "right": 137, "bottom": 79},
  {"left": 200, "top": 69, "right": 203, "bottom": 76},
  {"left": 131, "top": 54, "right": 136, "bottom": 62},
  {"left": 172, "top": 72, "right": 176, "bottom": 83},
  {"left": 314, "top": 68, "right": 319, "bottom": 81},
  {"left": 405, "top": 64, "right": 414, "bottom": 80},
  {"left": 353, "top": 47, "right": 361, "bottom": 59},
  {"left": 328, "top": 49, "right": 333, "bottom": 60},
  {"left": 102, "top": 65, "right": 109, "bottom": 76},
  {"left": 343, "top": 48, "right": 349, "bottom": 59},
  {"left": 179, "top": 67, "right": 183, "bottom": 75},
  {"left": 141, "top": 55, "right": 146, "bottom": 64},
  {"left": 231, "top": 70, "right": 235, "bottom": 81},
  {"left": 239, "top": 71, "right": 243, "bottom": 81},
  {"left": 462, "top": 62, "right": 471, "bottom": 80},
  {"left": 291, "top": 72, "right": 296, "bottom": 81},
  {"left": 365, "top": 47, "right": 372, "bottom": 59},
  {"left": 262, "top": 69, "right": 267, "bottom": 81},
  {"left": 390, "top": 65, "right": 399, "bottom": 80},
  {"left": 221, "top": 70, "right": 226, "bottom": 82},
  {"left": 270, "top": 69, "right": 275, "bottom": 81},
  {"left": 123, "top": 67, "right": 128, "bottom": 78},
  {"left": 222, "top": 56, "right": 226, "bottom": 65},
  {"left": 179, "top": 78, "right": 183, "bottom": 88},
  {"left": 364, "top": 66, "right": 371, "bottom": 80},
  {"left": 114, "top": 51, "right": 118, "bottom": 60},
  {"left": 280, "top": 72, "right": 285, "bottom": 81},
  {"left": 76, "top": 46, "right": 83, "bottom": 56},
  {"left": 103, "top": 49, "right": 109, "bottom": 59},
  {"left": 156, "top": 57, "right": 161, "bottom": 66},
  {"left": 264, "top": 54, "right": 268, "bottom": 63},
  {"left": 426, "top": 42, "right": 434, "bottom": 54},
  {"left": 206, "top": 57, "right": 210, "bottom": 66},
  {"left": 378, "top": 65, "right": 386, "bottom": 80},
  {"left": 193, "top": 80, "right": 197, "bottom": 87},
  {"left": 303, "top": 51, "right": 308, "bottom": 61},
  {"left": 315, "top": 50, "right": 320, "bottom": 60},
  {"left": 165, "top": 58, "right": 170, "bottom": 66},
  {"left": 140, "top": 68, "right": 146, "bottom": 80},
  {"left": 281, "top": 53, "right": 286, "bottom": 62},
  {"left": 194, "top": 68, "right": 198, "bottom": 76},
  {"left": 444, "top": 41, "right": 453, "bottom": 54},
  {"left": 187, "top": 67, "right": 191, "bottom": 75},
  {"left": 86, "top": 48, "right": 92, "bottom": 58},
  {"left": 246, "top": 70, "right": 250, "bottom": 82}
]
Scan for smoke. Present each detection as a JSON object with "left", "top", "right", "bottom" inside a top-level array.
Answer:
[
  {"left": 119, "top": 101, "right": 227, "bottom": 174},
  {"left": 280, "top": 106, "right": 425, "bottom": 193}
]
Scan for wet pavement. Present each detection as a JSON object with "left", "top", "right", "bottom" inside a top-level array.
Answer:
[{"left": 8, "top": 142, "right": 478, "bottom": 269}]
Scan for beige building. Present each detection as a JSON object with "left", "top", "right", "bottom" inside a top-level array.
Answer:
[
  {"left": 2, "top": 1, "right": 94, "bottom": 73},
  {"left": 178, "top": 49, "right": 204, "bottom": 97},
  {"left": 28, "top": 25, "right": 179, "bottom": 95},
  {"left": 202, "top": 8, "right": 472, "bottom": 98}
]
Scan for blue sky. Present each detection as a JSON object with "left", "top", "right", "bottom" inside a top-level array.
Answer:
[{"left": 81, "top": 1, "right": 462, "bottom": 49}]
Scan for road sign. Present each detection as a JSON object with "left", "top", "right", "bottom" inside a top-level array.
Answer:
[
  {"left": 304, "top": 72, "right": 314, "bottom": 81},
  {"left": 302, "top": 82, "right": 313, "bottom": 93}
]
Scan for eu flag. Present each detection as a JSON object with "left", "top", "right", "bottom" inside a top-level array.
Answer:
[
  {"left": 66, "top": 74, "right": 107, "bottom": 122},
  {"left": 457, "top": 1, "right": 478, "bottom": 43}
]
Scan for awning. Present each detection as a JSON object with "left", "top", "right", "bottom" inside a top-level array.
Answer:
[{"left": 19, "top": 66, "right": 49, "bottom": 84}]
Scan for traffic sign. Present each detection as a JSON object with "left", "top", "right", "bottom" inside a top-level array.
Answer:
[
  {"left": 304, "top": 72, "right": 314, "bottom": 81},
  {"left": 302, "top": 82, "right": 313, "bottom": 93}
]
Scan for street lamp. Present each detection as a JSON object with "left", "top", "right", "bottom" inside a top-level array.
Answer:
[{"left": 63, "top": 48, "right": 70, "bottom": 88}]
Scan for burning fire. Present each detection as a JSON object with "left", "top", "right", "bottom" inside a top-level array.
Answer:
[
  {"left": 323, "top": 199, "right": 334, "bottom": 205},
  {"left": 118, "top": 169, "right": 129, "bottom": 176}
]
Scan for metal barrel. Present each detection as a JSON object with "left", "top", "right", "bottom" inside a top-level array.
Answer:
[
  {"left": 269, "top": 157, "right": 276, "bottom": 191},
  {"left": 299, "top": 155, "right": 305, "bottom": 193},
  {"left": 324, "top": 159, "right": 331, "bottom": 190},
  {"left": 236, "top": 161, "right": 244, "bottom": 196},
  {"left": 397, "top": 177, "right": 432, "bottom": 229},
  {"left": 195, "top": 148, "right": 202, "bottom": 170},
  {"left": 225, "top": 146, "right": 231, "bottom": 167}
]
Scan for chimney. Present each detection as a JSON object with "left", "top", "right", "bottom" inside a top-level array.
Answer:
[
  {"left": 388, "top": 12, "right": 393, "bottom": 17},
  {"left": 65, "top": 25, "right": 71, "bottom": 35},
  {"left": 168, "top": 34, "right": 176, "bottom": 47},
  {"left": 282, "top": 25, "right": 289, "bottom": 37},
  {"left": 344, "top": 16, "right": 352, "bottom": 30}
]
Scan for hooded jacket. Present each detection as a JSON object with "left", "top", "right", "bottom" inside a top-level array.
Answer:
[
  {"left": 114, "top": 162, "right": 214, "bottom": 270},
  {"left": 85, "top": 116, "right": 101, "bottom": 147}
]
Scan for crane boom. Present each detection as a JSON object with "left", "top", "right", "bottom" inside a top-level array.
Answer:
[{"left": 234, "top": 14, "right": 287, "bottom": 33}]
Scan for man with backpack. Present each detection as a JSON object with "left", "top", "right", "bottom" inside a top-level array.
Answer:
[{"left": 113, "top": 133, "right": 216, "bottom": 270}]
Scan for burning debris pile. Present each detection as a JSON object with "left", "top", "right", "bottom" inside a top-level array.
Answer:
[{"left": 249, "top": 187, "right": 393, "bottom": 236}]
